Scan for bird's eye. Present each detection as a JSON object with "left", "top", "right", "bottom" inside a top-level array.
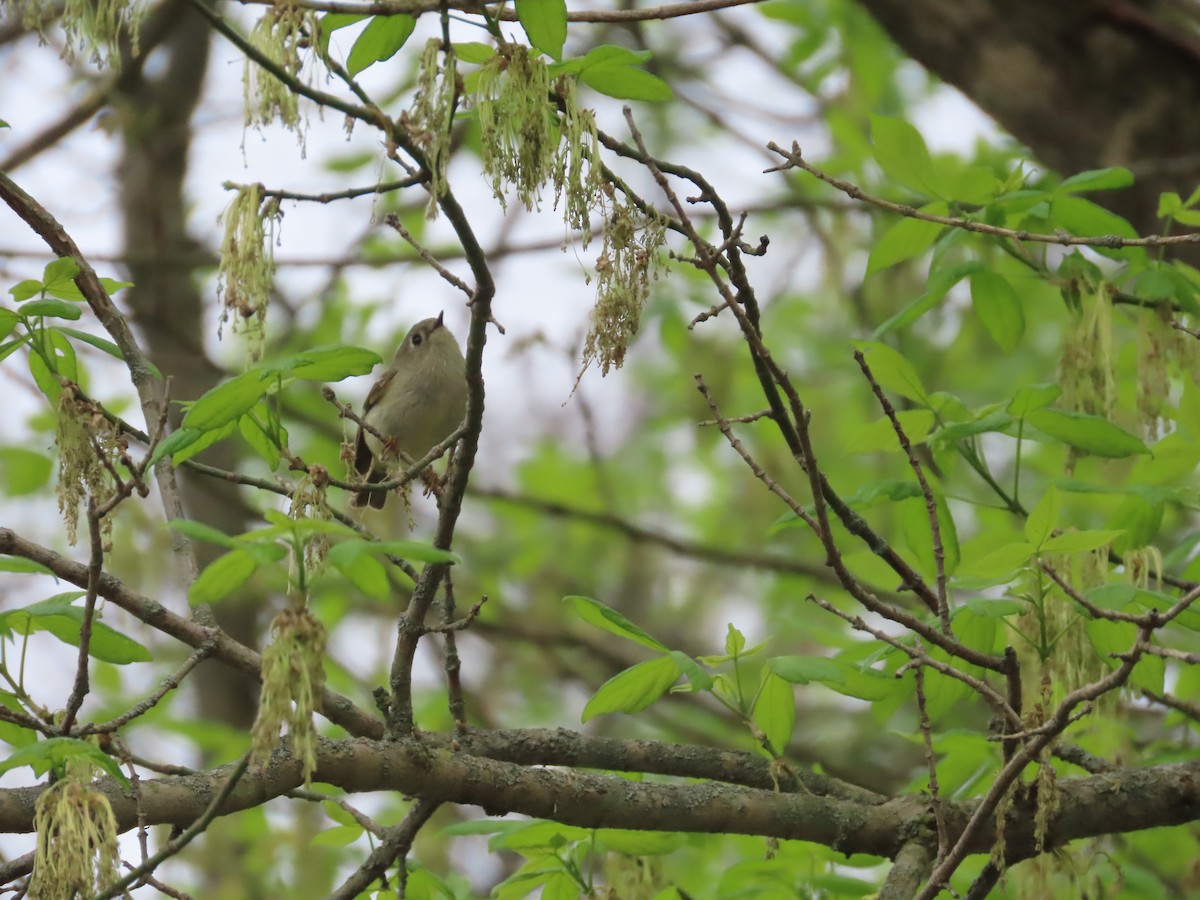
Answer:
[{"left": 412, "top": 333, "right": 424, "bottom": 347}]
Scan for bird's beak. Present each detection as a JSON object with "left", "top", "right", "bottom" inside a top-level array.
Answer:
[{"left": 435, "top": 311, "right": 445, "bottom": 329}]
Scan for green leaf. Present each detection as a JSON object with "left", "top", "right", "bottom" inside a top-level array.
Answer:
[
  {"left": 901, "top": 493, "right": 960, "bottom": 577},
  {"left": 582, "top": 655, "right": 681, "bottom": 720},
  {"left": 276, "top": 345, "right": 381, "bottom": 382},
  {"left": 852, "top": 340, "right": 929, "bottom": 404},
  {"left": 328, "top": 543, "right": 391, "bottom": 600},
  {"left": 42, "top": 257, "right": 79, "bottom": 282},
  {"left": 1025, "top": 485, "right": 1060, "bottom": 548},
  {"left": 53, "top": 326, "right": 123, "bottom": 360},
  {"left": 1051, "top": 196, "right": 1140, "bottom": 258},
  {"left": 1083, "top": 583, "right": 1137, "bottom": 613},
  {"left": 98, "top": 277, "right": 133, "bottom": 295},
  {"left": 346, "top": 15, "right": 416, "bottom": 75},
  {"left": 873, "top": 260, "right": 982, "bottom": 337},
  {"left": 580, "top": 65, "right": 673, "bottom": 102},
  {"left": 1085, "top": 618, "right": 1135, "bottom": 669},
  {"left": 945, "top": 164, "right": 998, "bottom": 205},
  {"left": 9, "top": 280, "right": 43, "bottom": 302},
  {"left": 171, "top": 420, "right": 238, "bottom": 465},
  {"left": 753, "top": 671, "right": 795, "bottom": 755},
  {"left": 0, "top": 308, "right": 17, "bottom": 340},
  {"left": 668, "top": 651, "right": 713, "bottom": 692},
  {"left": 767, "top": 656, "right": 896, "bottom": 701},
  {"left": 0, "top": 448, "right": 51, "bottom": 496},
  {"left": 866, "top": 214, "right": 943, "bottom": 277},
  {"left": 0, "top": 693, "right": 37, "bottom": 749},
  {"left": 516, "top": 0, "right": 568, "bottom": 61},
  {"left": 1107, "top": 494, "right": 1163, "bottom": 553},
  {"left": 953, "top": 542, "right": 1034, "bottom": 581},
  {"left": 7, "top": 594, "right": 152, "bottom": 664},
  {"left": 188, "top": 549, "right": 258, "bottom": 605},
  {"left": 1026, "top": 408, "right": 1150, "bottom": 459},
  {"left": 453, "top": 42, "right": 496, "bottom": 65},
  {"left": 930, "top": 410, "right": 1013, "bottom": 444},
  {"left": 969, "top": 270, "right": 1024, "bottom": 352},
  {"left": 557, "top": 44, "right": 652, "bottom": 75},
  {"left": 1007, "top": 384, "right": 1061, "bottom": 418},
  {"left": 147, "top": 427, "right": 201, "bottom": 467},
  {"left": 0, "top": 736, "right": 129, "bottom": 786},
  {"left": 870, "top": 115, "right": 941, "bottom": 197},
  {"left": 845, "top": 479, "right": 923, "bottom": 508},
  {"left": 239, "top": 410, "right": 282, "bottom": 470},
  {"left": 41, "top": 258, "right": 80, "bottom": 297},
  {"left": 167, "top": 519, "right": 242, "bottom": 550},
  {"left": 1058, "top": 167, "right": 1134, "bottom": 194},
  {"left": 311, "top": 825, "right": 363, "bottom": 848},
  {"left": 318, "top": 12, "right": 368, "bottom": 56},
  {"left": 20, "top": 298, "right": 82, "bottom": 320},
  {"left": 182, "top": 371, "right": 272, "bottom": 431},
  {"left": 846, "top": 409, "right": 935, "bottom": 454},
  {"left": 28, "top": 330, "right": 76, "bottom": 402},
  {"left": 0, "top": 556, "right": 52, "bottom": 575},
  {"left": 1040, "top": 530, "right": 1124, "bottom": 553},
  {"left": 0, "top": 333, "right": 27, "bottom": 362},
  {"left": 961, "top": 597, "right": 1026, "bottom": 619},
  {"left": 566, "top": 596, "right": 668, "bottom": 652},
  {"left": 725, "top": 623, "right": 746, "bottom": 657}
]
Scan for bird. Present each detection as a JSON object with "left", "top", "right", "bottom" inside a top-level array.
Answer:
[{"left": 351, "top": 313, "right": 468, "bottom": 509}]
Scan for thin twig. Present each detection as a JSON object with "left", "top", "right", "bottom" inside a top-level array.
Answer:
[
  {"left": 329, "top": 799, "right": 440, "bottom": 900},
  {"left": 856, "top": 350, "right": 951, "bottom": 633},
  {"left": 384, "top": 213, "right": 473, "bottom": 297},
  {"left": 913, "top": 664, "right": 948, "bottom": 863},
  {"left": 767, "top": 142, "right": 1200, "bottom": 249}
]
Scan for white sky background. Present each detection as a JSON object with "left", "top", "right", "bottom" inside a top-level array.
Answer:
[{"left": 0, "top": 4, "right": 996, "bottom": 891}]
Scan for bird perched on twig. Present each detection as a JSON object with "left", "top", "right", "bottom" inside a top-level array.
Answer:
[{"left": 351, "top": 313, "right": 468, "bottom": 509}]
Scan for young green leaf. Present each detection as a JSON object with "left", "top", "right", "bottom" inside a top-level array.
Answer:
[
  {"left": 182, "top": 370, "right": 272, "bottom": 431},
  {"left": 565, "top": 595, "right": 668, "bottom": 652},
  {"left": 0, "top": 736, "right": 129, "bottom": 786},
  {"left": 188, "top": 549, "right": 259, "bottom": 605},
  {"left": 582, "top": 655, "right": 681, "bottom": 721},
  {"left": 870, "top": 115, "right": 942, "bottom": 198},
  {"left": 753, "top": 671, "right": 796, "bottom": 755},
  {"left": 1025, "top": 485, "right": 1060, "bottom": 548},
  {"left": 318, "top": 12, "right": 368, "bottom": 56},
  {"left": 21, "top": 298, "right": 82, "bottom": 320},
  {"left": 969, "top": 270, "right": 1024, "bottom": 353},
  {"left": 1026, "top": 409, "right": 1150, "bottom": 459},
  {"left": 516, "top": 0, "right": 568, "bottom": 61},
  {"left": 0, "top": 448, "right": 52, "bottom": 496},
  {"left": 866, "top": 214, "right": 944, "bottom": 277},
  {"left": 852, "top": 340, "right": 930, "bottom": 405},
  {"left": 1007, "top": 384, "right": 1061, "bottom": 418},
  {"left": 346, "top": 15, "right": 416, "bottom": 76},
  {"left": 580, "top": 66, "right": 673, "bottom": 101}
]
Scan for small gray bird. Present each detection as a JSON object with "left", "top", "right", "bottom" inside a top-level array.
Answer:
[{"left": 351, "top": 313, "right": 468, "bottom": 509}]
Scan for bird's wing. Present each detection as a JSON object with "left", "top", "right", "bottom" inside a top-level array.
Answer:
[{"left": 354, "top": 368, "right": 396, "bottom": 475}]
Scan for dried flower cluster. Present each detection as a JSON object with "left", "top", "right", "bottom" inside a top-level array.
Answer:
[
  {"left": 30, "top": 772, "right": 120, "bottom": 899},
  {"left": 407, "top": 39, "right": 459, "bottom": 219},
  {"left": 10, "top": 0, "right": 142, "bottom": 66},
  {"left": 243, "top": 5, "right": 315, "bottom": 146},
  {"left": 217, "top": 183, "right": 281, "bottom": 362},
  {"left": 289, "top": 470, "right": 332, "bottom": 582},
  {"left": 579, "top": 188, "right": 667, "bottom": 380},
  {"left": 251, "top": 608, "right": 328, "bottom": 784},
  {"left": 55, "top": 387, "right": 120, "bottom": 546}
]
